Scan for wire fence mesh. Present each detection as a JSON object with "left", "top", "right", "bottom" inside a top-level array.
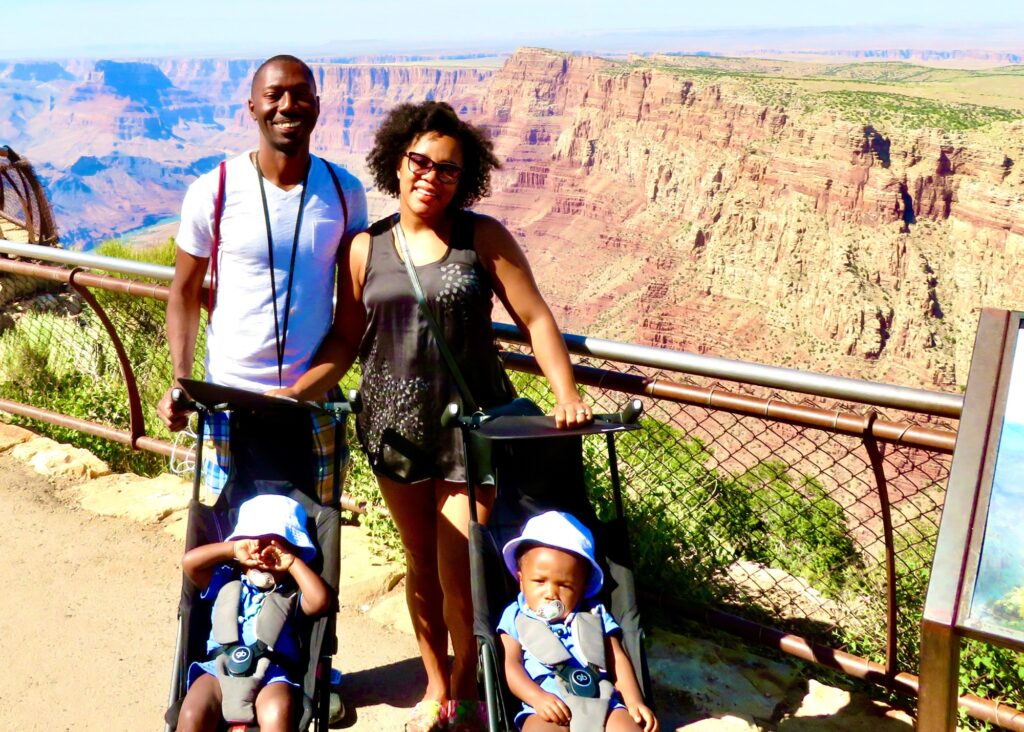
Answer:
[
  {"left": 498, "top": 344, "right": 952, "bottom": 678},
  {"left": 6, "top": 263, "right": 1020, "bottom": 726}
]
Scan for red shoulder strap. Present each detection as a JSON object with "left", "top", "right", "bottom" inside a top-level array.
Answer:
[{"left": 207, "top": 160, "right": 227, "bottom": 313}]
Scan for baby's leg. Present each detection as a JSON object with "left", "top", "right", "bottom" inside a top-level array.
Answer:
[
  {"left": 176, "top": 673, "right": 223, "bottom": 732},
  {"left": 522, "top": 714, "right": 569, "bottom": 731},
  {"left": 254, "top": 681, "right": 298, "bottom": 732},
  {"left": 606, "top": 707, "right": 644, "bottom": 731}
]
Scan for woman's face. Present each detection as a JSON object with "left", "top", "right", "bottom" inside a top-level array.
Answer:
[{"left": 397, "top": 132, "right": 464, "bottom": 219}]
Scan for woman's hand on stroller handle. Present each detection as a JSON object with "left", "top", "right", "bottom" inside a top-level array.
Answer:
[
  {"left": 440, "top": 398, "right": 643, "bottom": 430},
  {"left": 553, "top": 397, "right": 592, "bottom": 429}
]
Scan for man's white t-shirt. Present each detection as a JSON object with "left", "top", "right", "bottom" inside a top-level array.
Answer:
[{"left": 176, "top": 152, "right": 368, "bottom": 391}]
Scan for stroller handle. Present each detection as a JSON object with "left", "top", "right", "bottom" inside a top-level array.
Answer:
[
  {"left": 176, "top": 379, "right": 362, "bottom": 417},
  {"left": 320, "top": 389, "right": 363, "bottom": 417},
  {"left": 440, "top": 398, "right": 644, "bottom": 429},
  {"left": 601, "top": 397, "right": 644, "bottom": 425},
  {"left": 170, "top": 386, "right": 196, "bottom": 412}
]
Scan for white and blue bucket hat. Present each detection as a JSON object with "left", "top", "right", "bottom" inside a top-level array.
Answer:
[
  {"left": 227, "top": 494, "right": 317, "bottom": 563},
  {"left": 502, "top": 510, "right": 604, "bottom": 599}
]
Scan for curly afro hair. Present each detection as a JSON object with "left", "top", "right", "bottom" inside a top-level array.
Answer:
[{"left": 366, "top": 101, "right": 500, "bottom": 210}]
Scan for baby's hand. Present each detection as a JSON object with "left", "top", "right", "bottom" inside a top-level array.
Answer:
[
  {"left": 259, "top": 539, "right": 296, "bottom": 572},
  {"left": 532, "top": 692, "right": 571, "bottom": 726},
  {"left": 629, "top": 702, "right": 658, "bottom": 732},
  {"left": 233, "top": 539, "right": 263, "bottom": 567}
]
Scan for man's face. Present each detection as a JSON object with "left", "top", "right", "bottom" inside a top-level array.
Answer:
[{"left": 248, "top": 60, "right": 319, "bottom": 155}]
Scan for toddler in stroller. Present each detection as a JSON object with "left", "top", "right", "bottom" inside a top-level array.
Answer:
[
  {"left": 498, "top": 511, "right": 657, "bottom": 732},
  {"left": 177, "top": 494, "right": 331, "bottom": 732},
  {"left": 165, "top": 379, "right": 353, "bottom": 732}
]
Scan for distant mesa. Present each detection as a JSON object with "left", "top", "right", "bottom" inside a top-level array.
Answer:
[
  {"left": 92, "top": 60, "right": 172, "bottom": 107},
  {"left": 0, "top": 62, "right": 72, "bottom": 83}
]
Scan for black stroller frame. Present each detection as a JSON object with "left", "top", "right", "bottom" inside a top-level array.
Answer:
[
  {"left": 443, "top": 398, "right": 653, "bottom": 732},
  {"left": 164, "top": 379, "right": 359, "bottom": 732}
]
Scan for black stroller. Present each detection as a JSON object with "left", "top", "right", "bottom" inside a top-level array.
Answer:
[
  {"left": 164, "top": 379, "right": 359, "bottom": 732},
  {"left": 442, "top": 397, "right": 653, "bottom": 732}
]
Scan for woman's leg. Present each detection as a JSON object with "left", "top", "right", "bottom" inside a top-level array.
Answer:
[
  {"left": 378, "top": 475, "right": 451, "bottom": 702},
  {"left": 176, "top": 673, "right": 222, "bottom": 732},
  {"left": 435, "top": 480, "right": 496, "bottom": 700},
  {"left": 254, "top": 682, "right": 297, "bottom": 732}
]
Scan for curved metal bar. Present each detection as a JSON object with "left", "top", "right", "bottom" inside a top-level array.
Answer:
[
  {"left": 67, "top": 267, "right": 146, "bottom": 448},
  {"left": 863, "top": 411, "right": 899, "bottom": 676}
]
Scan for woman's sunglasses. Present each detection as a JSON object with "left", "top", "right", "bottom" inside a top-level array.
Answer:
[{"left": 405, "top": 151, "right": 462, "bottom": 184}]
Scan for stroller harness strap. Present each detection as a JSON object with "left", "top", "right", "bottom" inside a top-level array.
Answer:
[
  {"left": 210, "top": 579, "right": 298, "bottom": 723},
  {"left": 515, "top": 611, "right": 615, "bottom": 732}
]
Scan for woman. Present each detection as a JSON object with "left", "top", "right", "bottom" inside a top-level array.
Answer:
[{"left": 288, "top": 101, "right": 591, "bottom": 732}]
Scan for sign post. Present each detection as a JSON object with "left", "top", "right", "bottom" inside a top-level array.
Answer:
[{"left": 919, "top": 308, "right": 1024, "bottom": 729}]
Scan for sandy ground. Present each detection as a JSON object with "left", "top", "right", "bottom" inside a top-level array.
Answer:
[{"left": 0, "top": 453, "right": 418, "bottom": 731}]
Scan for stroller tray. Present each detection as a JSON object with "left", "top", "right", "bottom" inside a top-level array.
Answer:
[{"left": 178, "top": 378, "right": 310, "bottom": 413}]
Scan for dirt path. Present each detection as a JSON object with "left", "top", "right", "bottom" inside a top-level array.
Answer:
[{"left": 0, "top": 454, "right": 417, "bottom": 731}]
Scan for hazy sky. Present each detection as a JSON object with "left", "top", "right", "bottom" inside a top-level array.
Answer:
[{"left": 5, "top": 0, "right": 1024, "bottom": 59}]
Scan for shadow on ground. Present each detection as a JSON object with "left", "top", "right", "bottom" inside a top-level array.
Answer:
[{"left": 341, "top": 655, "right": 426, "bottom": 718}]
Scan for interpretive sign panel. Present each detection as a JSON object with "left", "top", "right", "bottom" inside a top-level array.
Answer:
[
  {"left": 919, "top": 309, "right": 1024, "bottom": 730},
  {"left": 962, "top": 321, "right": 1024, "bottom": 644}
]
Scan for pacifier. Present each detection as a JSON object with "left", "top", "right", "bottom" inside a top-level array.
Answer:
[
  {"left": 537, "top": 599, "right": 565, "bottom": 621},
  {"left": 247, "top": 568, "right": 276, "bottom": 590}
]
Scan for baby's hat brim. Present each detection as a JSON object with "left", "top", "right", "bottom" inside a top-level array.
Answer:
[
  {"left": 227, "top": 494, "right": 317, "bottom": 563},
  {"left": 501, "top": 510, "right": 603, "bottom": 599}
]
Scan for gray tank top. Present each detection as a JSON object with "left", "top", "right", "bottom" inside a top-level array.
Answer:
[{"left": 355, "top": 211, "right": 513, "bottom": 483}]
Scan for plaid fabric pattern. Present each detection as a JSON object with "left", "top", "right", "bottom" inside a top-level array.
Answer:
[{"left": 200, "top": 388, "right": 348, "bottom": 505}]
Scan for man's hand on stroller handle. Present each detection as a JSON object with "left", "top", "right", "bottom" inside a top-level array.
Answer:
[{"left": 158, "top": 385, "right": 194, "bottom": 432}]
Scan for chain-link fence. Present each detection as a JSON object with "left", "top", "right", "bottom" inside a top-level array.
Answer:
[{"left": 2, "top": 255, "right": 1022, "bottom": 728}]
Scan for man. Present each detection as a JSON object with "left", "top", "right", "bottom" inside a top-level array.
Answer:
[{"left": 157, "top": 54, "right": 367, "bottom": 501}]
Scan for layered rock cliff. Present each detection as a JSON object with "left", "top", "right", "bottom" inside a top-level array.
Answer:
[{"left": 471, "top": 49, "right": 1024, "bottom": 389}]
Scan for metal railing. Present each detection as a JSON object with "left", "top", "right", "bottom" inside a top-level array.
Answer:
[
  {"left": 1, "top": 242, "right": 1021, "bottom": 728},
  {"left": 0, "top": 148, "right": 59, "bottom": 246}
]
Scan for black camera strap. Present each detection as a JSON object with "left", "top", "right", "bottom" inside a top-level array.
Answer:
[
  {"left": 255, "top": 154, "right": 310, "bottom": 388},
  {"left": 394, "top": 218, "right": 479, "bottom": 413}
]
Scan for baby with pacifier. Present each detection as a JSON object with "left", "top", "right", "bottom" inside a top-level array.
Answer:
[{"left": 498, "top": 511, "right": 657, "bottom": 732}]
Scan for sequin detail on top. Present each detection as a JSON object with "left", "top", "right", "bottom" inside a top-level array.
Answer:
[
  {"left": 357, "top": 339, "right": 429, "bottom": 463},
  {"left": 437, "top": 262, "right": 482, "bottom": 320}
]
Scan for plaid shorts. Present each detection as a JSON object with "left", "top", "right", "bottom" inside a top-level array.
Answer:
[{"left": 200, "top": 396, "right": 348, "bottom": 505}]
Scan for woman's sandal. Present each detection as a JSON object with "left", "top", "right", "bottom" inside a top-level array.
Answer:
[
  {"left": 445, "top": 699, "right": 489, "bottom": 732},
  {"left": 405, "top": 700, "right": 446, "bottom": 732}
]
